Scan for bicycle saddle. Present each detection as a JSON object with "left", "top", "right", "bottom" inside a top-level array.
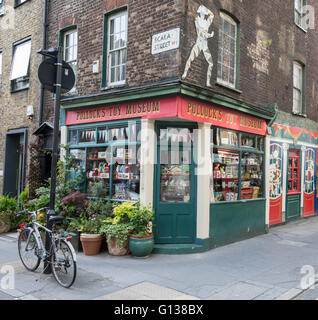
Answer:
[{"left": 48, "top": 216, "right": 64, "bottom": 223}]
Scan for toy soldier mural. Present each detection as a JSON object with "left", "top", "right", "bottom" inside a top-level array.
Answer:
[{"left": 182, "top": 5, "right": 215, "bottom": 87}]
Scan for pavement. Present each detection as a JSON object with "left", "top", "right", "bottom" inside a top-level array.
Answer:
[{"left": 1, "top": 216, "right": 318, "bottom": 300}]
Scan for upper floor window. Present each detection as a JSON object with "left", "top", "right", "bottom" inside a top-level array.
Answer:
[
  {"left": 0, "top": 50, "right": 2, "bottom": 75},
  {"left": 15, "top": 0, "right": 28, "bottom": 7},
  {"left": 293, "top": 62, "right": 305, "bottom": 115},
  {"left": 217, "top": 12, "right": 237, "bottom": 88},
  {"left": 10, "top": 38, "right": 31, "bottom": 92},
  {"left": 107, "top": 11, "right": 127, "bottom": 86},
  {"left": 63, "top": 29, "right": 77, "bottom": 93},
  {"left": 295, "top": 0, "right": 307, "bottom": 30},
  {"left": 0, "top": 0, "right": 5, "bottom": 15}
]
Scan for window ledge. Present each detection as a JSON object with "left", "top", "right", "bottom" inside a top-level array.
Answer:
[
  {"left": 295, "top": 23, "right": 307, "bottom": 33},
  {"left": 101, "top": 83, "right": 127, "bottom": 91},
  {"left": 11, "top": 86, "right": 30, "bottom": 93},
  {"left": 292, "top": 111, "right": 307, "bottom": 118},
  {"left": 216, "top": 81, "right": 242, "bottom": 94}
]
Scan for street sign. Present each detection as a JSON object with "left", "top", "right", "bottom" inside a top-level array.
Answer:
[{"left": 38, "top": 57, "right": 75, "bottom": 93}]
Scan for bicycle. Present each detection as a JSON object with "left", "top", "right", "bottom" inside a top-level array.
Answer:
[{"left": 16, "top": 207, "right": 77, "bottom": 288}]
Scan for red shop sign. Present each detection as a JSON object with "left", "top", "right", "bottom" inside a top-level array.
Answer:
[
  {"left": 177, "top": 97, "right": 267, "bottom": 136},
  {"left": 66, "top": 96, "right": 267, "bottom": 136}
]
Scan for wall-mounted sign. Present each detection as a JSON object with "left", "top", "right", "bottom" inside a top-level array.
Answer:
[{"left": 151, "top": 28, "right": 180, "bottom": 55}]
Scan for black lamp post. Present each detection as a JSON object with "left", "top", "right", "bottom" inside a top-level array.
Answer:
[{"left": 38, "top": 46, "right": 63, "bottom": 274}]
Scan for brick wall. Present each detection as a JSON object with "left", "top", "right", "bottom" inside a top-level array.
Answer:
[
  {"left": 0, "top": 0, "right": 44, "bottom": 195},
  {"left": 44, "top": 0, "right": 318, "bottom": 127}
]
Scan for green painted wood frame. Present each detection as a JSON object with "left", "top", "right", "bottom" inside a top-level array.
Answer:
[
  {"left": 153, "top": 121, "right": 198, "bottom": 244},
  {"left": 285, "top": 145, "right": 302, "bottom": 221}
]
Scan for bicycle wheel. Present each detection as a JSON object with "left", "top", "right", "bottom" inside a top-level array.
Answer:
[
  {"left": 18, "top": 228, "right": 41, "bottom": 272},
  {"left": 51, "top": 239, "right": 77, "bottom": 288}
]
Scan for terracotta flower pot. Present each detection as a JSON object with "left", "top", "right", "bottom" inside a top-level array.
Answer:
[
  {"left": 106, "top": 235, "right": 129, "bottom": 256},
  {"left": 80, "top": 234, "right": 102, "bottom": 256}
]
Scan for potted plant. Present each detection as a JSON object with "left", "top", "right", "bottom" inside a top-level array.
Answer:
[
  {"left": 128, "top": 202, "right": 155, "bottom": 258},
  {"left": 65, "top": 217, "right": 81, "bottom": 252},
  {"left": 0, "top": 195, "right": 18, "bottom": 233},
  {"left": 79, "top": 213, "right": 103, "bottom": 256},
  {"left": 100, "top": 202, "right": 135, "bottom": 256}
]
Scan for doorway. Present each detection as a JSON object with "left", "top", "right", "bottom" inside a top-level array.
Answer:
[{"left": 154, "top": 123, "right": 197, "bottom": 244}]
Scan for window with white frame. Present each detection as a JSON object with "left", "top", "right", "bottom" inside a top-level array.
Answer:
[
  {"left": 293, "top": 62, "right": 304, "bottom": 114},
  {"left": 295, "top": 0, "right": 307, "bottom": 30},
  {"left": 107, "top": 11, "right": 127, "bottom": 86},
  {"left": 217, "top": 13, "right": 237, "bottom": 88},
  {"left": 0, "top": 0, "right": 5, "bottom": 15},
  {"left": 10, "top": 38, "right": 31, "bottom": 91},
  {"left": 0, "top": 51, "right": 2, "bottom": 75},
  {"left": 63, "top": 29, "right": 78, "bottom": 92}
]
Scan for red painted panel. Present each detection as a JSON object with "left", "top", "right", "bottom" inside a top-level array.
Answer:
[
  {"left": 269, "top": 195, "right": 282, "bottom": 226},
  {"left": 304, "top": 192, "right": 315, "bottom": 217},
  {"left": 65, "top": 97, "right": 178, "bottom": 125},
  {"left": 178, "top": 97, "right": 267, "bottom": 136}
]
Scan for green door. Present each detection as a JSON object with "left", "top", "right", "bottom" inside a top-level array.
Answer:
[
  {"left": 154, "top": 123, "right": 196, "bottom": 244},
  {"left": 286, "top": 149, "right": 301, "bottom": 221}
]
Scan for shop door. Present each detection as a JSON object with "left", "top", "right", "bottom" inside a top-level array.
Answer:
[
  {"left": 303, "top": 148, "right": 315, "bottom": 217},
  {"left": 154, "top": 124, "right": 196, "bottom": 244},
  {"left": 286, "top": 149, "right": 301, "bottom": 221}
]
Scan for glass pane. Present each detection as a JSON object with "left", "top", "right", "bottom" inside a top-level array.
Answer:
[
  {"left": 68, "top": 129, "right": 77, "bottom": 145},
  {"left": 97, "top": 127, "right": 107, "bottom": 144},
  {"left": 79, "top": 129, "right": 96, "bottom": 143},
  {"left": 109, "top": 126, "right": 128, "bottom": 141},
  {"left": 86, "top": 147, "right": 111, "bottom": 198},
  {"left": 112, "top": 145, "right": 140, "bottom": 201},
  {"left": 159, "top": 127, "right": 193, "bottom": 144},
  {"left": 220, "top": 129, "right": 238, "bottom": 146},
  {"left": 241, "top": 133, "right": 255, "bottom": 148},
  {"left": 211, "top": 149, "right": 239, "bottom": 202},
  {"left": 160, "top": 150, "right": 191, "bottom": 203},
  {"left": 241, "top": 152, "right": 264, "bottom": 199}
]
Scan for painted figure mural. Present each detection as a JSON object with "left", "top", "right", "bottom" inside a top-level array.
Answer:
[{"left": 182, "top": 5, "right": 214, "bottom": 87}]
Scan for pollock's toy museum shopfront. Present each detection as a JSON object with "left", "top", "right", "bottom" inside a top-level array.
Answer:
[{"left": 60, "top": 90, "right": 277, "bottom": 253}]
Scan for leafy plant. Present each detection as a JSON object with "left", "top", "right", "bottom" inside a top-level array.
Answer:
[
  {"left": 60, "top": 190, "right": 87, "bottom": 218},
  {"left": 87, "top": 181, "right": 105, "bottom": 199},
  {"left": 112, "top": 201, "right": 137, "bottom": 224},
  {"left": 129, "top": 202, "right": 154, "bottom": 237},
  {"left": 86, "top": 199, "right": 113, "bottom": 221},
  {"left": 78, "top": 213, "right": 102, "bottom": 235},
  {"left": 0, "top": 195, "right": 19, "bottom": 225},
  {"left": 101, "top": 222, "right": 133, "bottom": 250},
  {"left": 65, "top": 217, "right": 81, "bottom": 232}
]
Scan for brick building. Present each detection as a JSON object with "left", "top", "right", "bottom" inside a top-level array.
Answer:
[
  {"left": 0, "top": 0, "right": 47, "bottom": 199},
  {"left": 42, "top": 0, "right": 318, "bottom": 252}
]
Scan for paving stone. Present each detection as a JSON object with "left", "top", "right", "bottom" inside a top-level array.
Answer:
[
  {"left": 206, "top": 282, "right": 268, "bottom": 300},
  {"left": 275, "top": 288, "right": 302, "bottom": 300}
]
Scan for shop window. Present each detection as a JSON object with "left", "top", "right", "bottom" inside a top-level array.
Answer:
[
  {"left": 160, "top": 149, "right": 191, "bottom": 203},
  {"left": 10, "top": 38, "right": 31, "bottom": 92},
  {"left": 68, "top": 120, "right": 141, "bottom": 201},
  {"left": 106, "top": 10, "right": 127, "bottom": 86},
  {"left": 63, "top": 29, "right": 77, "bottom": 93},
  {"left": 288, "top": 150, "right": 300, "bottom": 193},
  {"left": 217, "top": 12, "right": 238, "bottom": 88},
  {"left": 212, "top": 149, "right": 239, "bottom": 202},
  {"left": 304, "top": 149, "right": 314, "bottom": 194},
  {"left": 211, "top": 128, "right": 264, "bottom": 202},
  {"left": 112, "top": 145, "right": 140, "bottom": 201},
  {"left": 241, "top": 152, "right": 263, "bottom": 199}
]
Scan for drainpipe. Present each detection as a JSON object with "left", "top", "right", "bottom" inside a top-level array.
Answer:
[
  {"left": 267, "top": 103, "right": 278, "bottom": 135},
  {"left": 38, "top": 0, "right": 48, "bottom": 127}
]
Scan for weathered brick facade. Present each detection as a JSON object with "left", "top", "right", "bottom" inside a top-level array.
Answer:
[
  {"left": 0, "top": 0, "right": 44, "bottom": 196},
  {"left": 43, "top": 0, "right": 318, "bottom": 128}
]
